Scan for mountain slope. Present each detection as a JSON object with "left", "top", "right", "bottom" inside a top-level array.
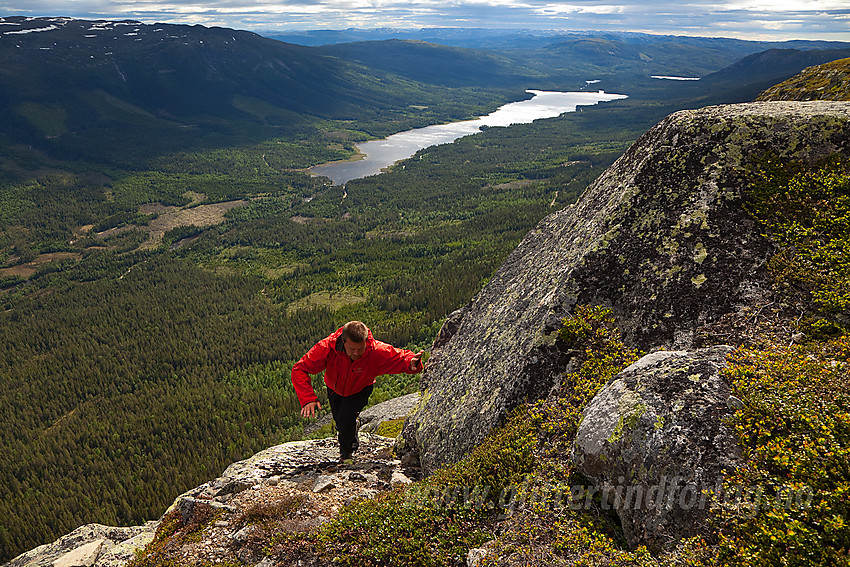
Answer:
[
  {"left": 5, "top": 18, "right": 850, "bottom": 566},
  {"left": 699, "top": 48, "right": 850, "bottom": 101},
  {"left": 12, "top": 99, "right": 849, "bottom": 567},
  {"left": 314, "top": 39, "right": 541, "bottom": 87},
  {"left": 757, "top": 57, "right": 850, "bottom": 101},
  {"left": 0, "top": 17, "right": 516, "bottom": 166}
]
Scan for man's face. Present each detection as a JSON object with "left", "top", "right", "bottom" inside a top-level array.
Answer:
[{"left": 344, "top": 338, "right": 367, "bottom": 361}]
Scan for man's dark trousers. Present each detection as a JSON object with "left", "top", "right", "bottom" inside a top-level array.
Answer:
[{"left": 327, "top": 384, "right": 373, "bottom": 459}]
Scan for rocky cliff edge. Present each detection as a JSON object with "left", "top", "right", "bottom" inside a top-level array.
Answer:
[{"left": 5, "top": 395, "right": 421, "bottom": 567}]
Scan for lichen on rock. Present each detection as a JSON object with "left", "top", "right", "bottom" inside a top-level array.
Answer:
[{"left": 402, "top": 101, "right": 850, "bottom": 475}]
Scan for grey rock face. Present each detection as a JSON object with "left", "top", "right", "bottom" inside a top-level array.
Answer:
[
  {"left": 167, "top": 433, "right": 400, "bottom": 509},
  {"left": 572, "top": 346, "right": 741, "bottom": 551},
  {"left": 402, "top": 101, "right": 850, "bottom": 474}
]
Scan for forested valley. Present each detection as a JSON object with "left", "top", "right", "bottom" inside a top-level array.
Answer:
[
  {"left": 2, "top": 18, "right": 847, "bottom": 562},
  {"left": 0, "top": 92, "right": 675, "bottom": 561}
]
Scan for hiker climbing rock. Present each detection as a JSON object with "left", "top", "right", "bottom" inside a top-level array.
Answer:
[{"left": 292, "top": 321, "right": 424, "bottom": 462}]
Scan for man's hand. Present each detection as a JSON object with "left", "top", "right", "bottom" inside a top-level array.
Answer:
[
  {"left": 300, "top": 401, "right": 321, "bottom": 418},
  {"left": 409, "top": 350, "right": 425, "bottom": 372}
]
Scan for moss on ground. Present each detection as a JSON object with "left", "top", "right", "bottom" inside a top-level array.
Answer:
[{"left": 375, "top": 417, "right": 405, "bottom": 438}]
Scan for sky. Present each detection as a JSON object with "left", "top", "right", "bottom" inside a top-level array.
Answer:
[{"left": 1, "top": 0, "right": 849, "bottom": 41}]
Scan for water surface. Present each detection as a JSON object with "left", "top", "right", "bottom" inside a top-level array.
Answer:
[{"left": 311, "top": 89, "right": 628, "bottom": 185}]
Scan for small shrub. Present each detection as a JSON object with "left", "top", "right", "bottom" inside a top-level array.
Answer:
[
  {"left": 128, "top": 505, "right": 223, "bottom": 567},
  {"left": 718, "top": 338, "right": 850, "bottom": 566},
  {"left": 558, "top": 304, "right": 619, "bottom": 352},
  {"left": 747, "top": 156, "right": 850, "bottom": 318},
  {"left": 128, "top": 510, "right": 183, "bottom": 567},
  {"left": 798, "top": 316, "right": 848, "bottom": 341}
]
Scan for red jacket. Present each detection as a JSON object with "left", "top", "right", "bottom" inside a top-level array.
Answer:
[{"left": 291, "top": 326, "right": 422, "bottom": 406}]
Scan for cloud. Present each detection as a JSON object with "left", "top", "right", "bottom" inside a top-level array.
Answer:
[
  {"left": 725, "top": 0, "right": 848, "bottom": 10},
  {"left": 1, "top": 0, "right": 848, "bottom": 40},
  {"left": 535, "top": 4, "right": 629, "bottom": 15}
]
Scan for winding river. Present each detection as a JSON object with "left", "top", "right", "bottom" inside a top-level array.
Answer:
[{"left": 311, "top": 89, "right": 628, "bottom": 186}]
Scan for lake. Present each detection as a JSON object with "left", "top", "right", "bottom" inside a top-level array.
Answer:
[{"left": 311, "top": 89, "right": 628, "bottom": 186}]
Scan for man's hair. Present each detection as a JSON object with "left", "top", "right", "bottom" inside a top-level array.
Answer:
[{"left": 341, "top": 321, "right": 369, "bottom": 343}]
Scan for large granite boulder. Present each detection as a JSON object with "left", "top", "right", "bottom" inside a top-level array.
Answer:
[
  {"left": 572, "top": 346, "right": 742, "bottom": 551},
  {"left": 402, "top": 101, "right": 850, "bottom": 474}
]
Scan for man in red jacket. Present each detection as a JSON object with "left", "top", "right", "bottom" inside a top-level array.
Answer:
[{"left": 292, "top": 321, "right": 424, "bottom": 462}]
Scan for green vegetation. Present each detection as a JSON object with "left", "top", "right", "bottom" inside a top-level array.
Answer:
[
  {"left": 719, "top": 339, "right": 850, "bottom": 566},
  {"left": 314, "top": 491, "right": 492, "bottom": 566},
  {"left": 711, "top": 157, "right": 850, "bottom": 566},
  {"left": 747, "top": 156, "right": 850, "bottom": 320}
]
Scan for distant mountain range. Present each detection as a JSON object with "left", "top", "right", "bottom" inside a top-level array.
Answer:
[
  {"left": 700, "top": 48, "right": 850, "bottom": 101},
  {"left": 0, "top": 17, "right": 518, "bottom": 167},
  {"left": 264, "top": 26, "right": 850, "bottom": 52},
  {"left": 272, "top": 27, "right": 850, "bottom": 94},
  {"left": 2, "top": 16, "right": 850, "bottom": 170}
]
